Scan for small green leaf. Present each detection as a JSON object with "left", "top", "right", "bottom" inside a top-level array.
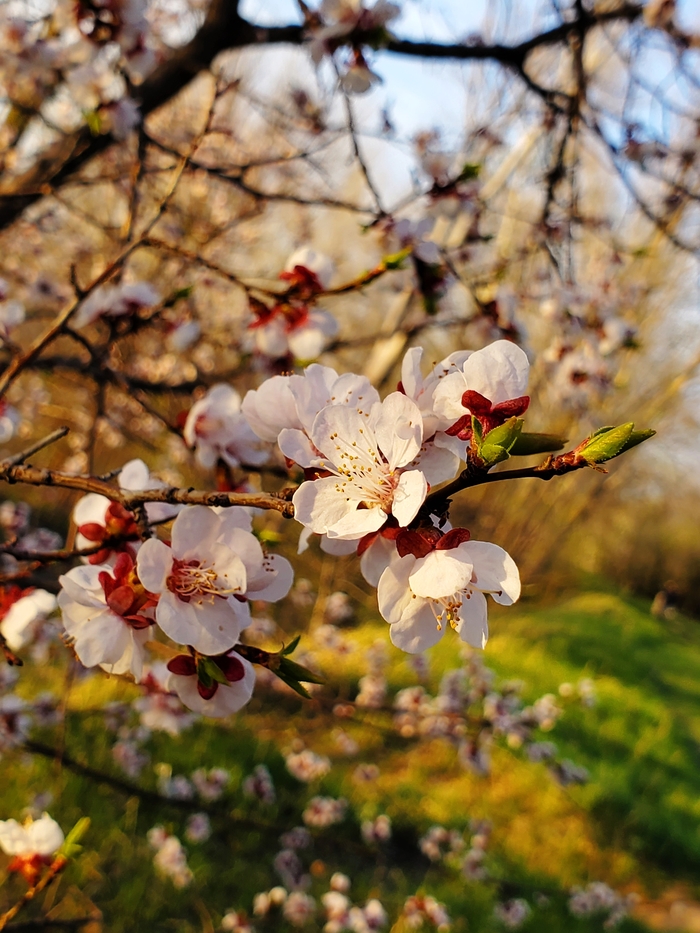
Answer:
[
  {"left": 476, "top": 418, "right": 523, "bottom": 467},
  {"left": 578, "top": 423, "right": 634, "bottom": 464},
  {"left": 510, "top": 432, "right": 568, "bottom": 456},
  {"left": 277, "top": 675, "right": 312, "bottom": 699},
  {"left": 60, "top": 817, "right": 90, "bottom": 858},
  {"left": 281, "top": 635, "right": 301, "bottom": 657},
  {"left": 471, "top": 416, "right": 483, "bottom": 446},
  {"left": 383, "top": 248, "right": 412, "bottom": 269},
  {"left": 279, "top": 656, "right": 326, "bottom": 686},
  {"left": 197, "top": 658, "right": 230, "bottom": 688}
]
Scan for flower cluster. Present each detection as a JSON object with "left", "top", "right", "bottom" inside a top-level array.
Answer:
[
  {"left": 242, "top": 340, "right": 526, "bottom": 653},
  {"left": 58, "top": 498, "right": 292, "bottom": 717}
]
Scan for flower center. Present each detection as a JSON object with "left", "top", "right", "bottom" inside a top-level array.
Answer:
[{"left": 167, "top": 558, "right": 232, "bottom": 603}]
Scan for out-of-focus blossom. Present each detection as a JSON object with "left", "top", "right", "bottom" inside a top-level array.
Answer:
[
  {"left": 0, "top": 588, "right": 56, "bottom": 652},
  {"left": 149, "top": 830, "right": 193, "bottom": 888},
  {"left": 184, "top": 385, "right": 268, "bottom": 470},
  {"left": 283, "top": 891, "right": 317, "bottom": 927},
  {"left": 286, "top": 748, "right": 331, "bottom": 782},
  {"left": 494, "top": 899, "right": 531, "bottom": 929},
  {"left": 243, "top": 764, "right": 276, "bottom": 804},
  {"left": 302, "top": 796, "right": 347, "bottom": 828},
  {"left": 361, "top": 814, "right": 391, "bottom": 844},
  {"left": 192, "top": 767, "right": 230, "bottom": 802},
  {"left": 73, "top": 281, "right": 159, "bottom": 328},
  {"left": 0, "top": 813, "right": 63, "bottom": 883},
  {"left": 185, "top": 812, "right": 211, "bottom": 843}
]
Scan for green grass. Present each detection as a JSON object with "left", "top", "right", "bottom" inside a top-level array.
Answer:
[{"left": 3, "top": 589, "right": 700, "bottom": 931}]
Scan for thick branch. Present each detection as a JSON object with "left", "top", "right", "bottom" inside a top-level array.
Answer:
[{"left": 0, "top": 463, "right": 295, "bottom": 518}]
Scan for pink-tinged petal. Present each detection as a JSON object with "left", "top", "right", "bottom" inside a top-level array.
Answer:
[
  {"left": 242, "top": 376, "right": 302, "bottom": 442},
  {"left": 256, "top": 318, "right": 289, "bottom": 357},
  {"left": 156, "top": 591, "right": 239, "bottom": 655},
  {"left": 247, "top": 554, "right": 294, "bottom": 602},
  {"left": 455, "top": 590, "right": 489, "bottom": 648},
  {"left": 320, "top": 535, "right": 357, "bottom": 556},
  {"left": 374, "top": 393, "right": 423, "bottom": 469},
  {"left": 328, "top": 373, "right": 379, "bottom": 415},
  {"left": 288, "top": 322, "right": 329, "bottom": 361},
  {"left": 208, "top": 542, "right": 247, "bottom": 594},
  {"left": 195, "top": 442, "right": 218, "bottom": 470},
  {"left": 72, "top": 493, "right": 110, "bottom": 527},
  {"left": 410, "top": 441, "right": 460, "bottom": 487},
  {"left": 100, "top": 628, "right": 149, "bottom": 681},
  {"left": 465, "top": 541, "right": 521, "bottom": 605},
  {"left": 409, "top": 549, "right": 474, "bottom": 599},
  {"left": 215, "top": 506, "right": 253, "bottom": 535},
  {"left": 389, "top": 603, "right": 445, "bottom": 654},
  {"left": 461, "top": 340, "right": 530, "bottom": 405},
  {"left": 327, "top": 505, "right": 387, "bottom": 540},
  {"left": 431, "top": 371, "right": 469, "bottom": 423},
  {"left": 400, "top": 346, "right": 424, "bottom": 399},
  {"left": 118, "top": 458, "right": 150, "bottom": 490},
  {"left": 62, "top": 603, "right": 130, "bottom": 668},
  {"left": 278, "top": 428, "right": 320, "bottom": 468},
  {"left": 172, "top": 506, "right": 221, "bottom": 560},
  {"left": 309, "top": 404, "right": 369, "bottom": 462},
  {"left": 136, "top": 538, "right": 173, "bottom": 594},
  {"left": 293, "top": 476, "right": 360, "bottom": 535},
  {"left": 360, "top": 534, "right": 396, "bottom": 587},
  {"left": 377, "top": 555, "right": 417, "bottom": 625},
  {"left": 58, "top": 566, "right": 106, "bottom": 607},
  {"left": 290, "top": 363, "right": 339, "bottom": 431},
  {"left": 392, "top": 469, "right": 427, "bottom": 527}
]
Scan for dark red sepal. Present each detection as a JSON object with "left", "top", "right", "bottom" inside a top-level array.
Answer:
[
  {"left": 435, "top": 528, "right": 471, "bottom": 550},
  {"left": 167, "top": 655, "right": 197, "bottom": 676}
]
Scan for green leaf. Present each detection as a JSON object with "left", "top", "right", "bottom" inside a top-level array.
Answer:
[
  {"left": 276, "top": 674, "right": 312, "bottom": 699},
  {"left": 279, "top": 656, "right": 326, "bottom": 686},
  {"left": 471, "top": 416, "right": 483, "bottom": 446},
  {"left": 482, "top": 417, "right": 523, "bottom": 451},
  {"left": 197, "top": 658, "right": 230, "bottom": 688},
  {"left": 476, "top": 417, "right": 523, "bottom": 467},
  {"left": 578, "top": 423, "right": 634, "bottom": 464},
  {"left": 281, "top": 635, "right": 301, "bottom": 657},
  {"left": 618, "top": 428, "right": 656, "bottom": 454},
  {"left": 510, "top": 432, "right": 568, "bottom": 456},
  {"left": 60, "top": 817, "right": 90, "bottom": 858}
]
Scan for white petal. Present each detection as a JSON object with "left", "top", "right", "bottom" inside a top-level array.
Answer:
[
  {"left": 118, "top": 458, "right": 150, "bottom": 490},
  {"left": 392, "top": 469, "right": 427, "bottom": 527},
  {"left": 24, "top": 816, "right": 63, "bottom": 857},
  {"left": 156, "top": 591, "right": 239, "bottom": 654},
  {"left": 279, "top": 428, "right": 320, "bottom": 468},
  {"left": 136, "top": 539, "right": 173, "bottom": 594},
  {"left": 409, "top": 549, "right": 474, "bottom": 599},
  {"left": 360, "top": 534, "right": 396, "bottom": 587},
  {"left": 247, "top": 554, "right": 294, "bottom": 602},
  {"left": 389, "top": 603, "right": 445, "bottom": 654},
  {"left": 464, "top": 541, "right": 521, "bottom": 605},
  {"left": 172, "top": 506, "right": 221, "bottom": 560},
  {"left": 72, "top": 493, "right": 109, "bottom": 527},
  {"left": 327, "top": 505, "right": 387, "bottom": 540},
  {"left": 461, "top": 340, "right": 530, "bottom": 404},
  {"left": 167, "top": 654, "right": 255, "bottom": 717},
  {"left": 455, "top": 590, "right": 489, "bottom": 648},
  {"left": 293, "top": 476, "right": 360, "bottom": 535},
  {"left": 377, "top": 555, "right": 416, "bottom": 625},
  {"left": 374, "top": 393, "right": 423, "bottom": 469}
]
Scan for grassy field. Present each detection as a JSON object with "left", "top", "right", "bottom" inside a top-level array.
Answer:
[{"left": 4, "top": 587, "right": 700, "bottom": 932}]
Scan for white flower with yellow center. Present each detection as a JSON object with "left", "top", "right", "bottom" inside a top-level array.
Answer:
[{"left": 292, "top": 392, "right": 427, "bottom": 540}]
